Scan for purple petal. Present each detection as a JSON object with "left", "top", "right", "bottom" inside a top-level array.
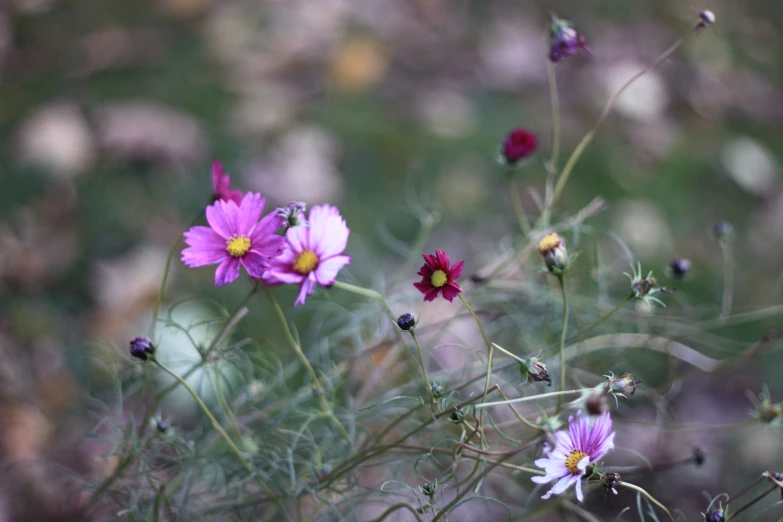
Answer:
[
  {"left": 574, "top": 477, "right": 584, "bottom": 502},
  {"left": 541, "top": 475, "right": 579, "bottom": 500},
  {"left": 220, "top": 199, "right": 240, "bottom": 235},
  {"left": 206, "top": 201, "right": 234, "bottom": 239},
  {"left": 250, "top": 234, "right": 286, "bottom": 258},
  {"left": 215, "top": 258, "right": 240, "bottom": 286},
  {"left": 294, "top": 276, "right": 317, "bottom": 307},
  {"left": 306, "top": 204, "right": 349, "bottom": 259},
  {"left": 314, "top": 255, "right": 351, "bottom": 286},
  {"left": 236, "top": 193, "right": 265, "bottom": 236},
  {"left": 182, "top": 245, "right": 228, "bottom": 267},
  {"left": 240, "top": 251, "right": 272, "bottom": 279}
]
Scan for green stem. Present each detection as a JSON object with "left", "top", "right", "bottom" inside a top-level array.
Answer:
[
  {"left": 410, "top": 330, "right": 437, "bottom": 412},
  {"left": 263, "top": 288, "right": 351, "bottom": 443},
  {"left": 508, "top": 174, "right": 532, "bottom": 236},
  {"left": 619, "top": 481, "right": 674, "bottom": 522},
  {"left": 556, "top": 275, "right": 569, "bottom": 411},
  {"left": 492, "top": 343, "right": 528, "bottom": 366},
  {"left": 540, "top": 26, "right": 702, "bottom": 223},
  {"left": 331, "top": 280, "right": 396, "bottom": 321},
  {"left": 212, "top": 364, "right": 241, "bottom": 439},
  {"left": 495, "top": 386, "right": 543, "bottom": 432},
  {"left": 720, "top": 242, "right": 734, "bottom": 323},
  {"left": 475, "top": 389, "right": 582, "bottom": 409}
]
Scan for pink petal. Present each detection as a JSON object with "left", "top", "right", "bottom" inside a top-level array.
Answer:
[
  {"left": 263, "top": 267, "right": 304, "bottom": 286},
  {"left": 236, "top": 193, "right": 265, "bottom": 236},
  {"left": 183, "top": 226, "right": 226, "bottom": 251},
  {"left": 240, "top": 251, "right": 272, "bottom": 279},
  {"left": 574, "top": 477, "right": 585, "bottom": 502},
  {"left": 225, "top": 190, "right": 243, "bottom": 205},
  {"left": 286, "top": 225, "right": 306, "bottom": 254},
  {"left": 422, "top": 253, "right": 437, "bottom": 267},
  {"left": 182, "top": 246, "right": 227, "bottom": 267},
  {"left": 252, "top": 212, "right": 284, "bottom": 239},
  {"left": 541, "top": 475, "right": 579, "bottom": 500},
  {"left": 435, "top": 250, "right": 451, "bottom": 268},
  {"left": 449, "top": 260, "right": 465, "bottom": 280},
  {"left": 215, "top": 258, "right": 240, "bottom": 286},
  {"left": 441, "top": 282, "right": 461, "bottom": 301},
  {"left": 206, "top": 201, "right": 234, "bottom": 239},
  {"left": 212, "top": 161, "right": 227, "bottom": 194},
  {"left": 314, "top": 255, "right": 351, "bottom": 286},
  {"left": 308, "top": 205, "right": 349, "bottom": 260},
  {"left": 413, "top": 280, "right": 432, "bottom": 293},
  {"left": 294, "top": 276, "right": 317, "bottom": 307},
  {"left": 423, "top": 288, "right": 441, "bottom": 301}
]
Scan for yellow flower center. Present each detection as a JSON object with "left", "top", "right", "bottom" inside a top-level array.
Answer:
[
  {"left": 430, "top": 269, "right": 448, "bottom": 288},
  {"left": 226, "top": 236, "right": 251, "bottom": 257},
  {"left": 293, "top": 250, "right": 319, "bottom": 274},
  {"left": 537, "top": 233, "right": 562, "bottom": 254},
  {"left": 565, "top": 450, "right": 588, "bottom": 475}
]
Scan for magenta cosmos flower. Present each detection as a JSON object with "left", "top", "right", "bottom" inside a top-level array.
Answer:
[
  {"left": 182, "top": 193, "right": 285, "bottom": 286},
  {"left": 413, "top": 250, "right": 464, "bottom": 302},
  {"left": 262, "top": 204, "right": 351, "bottom": 307},
  {"left": 211, "top": 161, "right": 243, "bottom": 204},
  {"left": 532, "top": 412, "right": 615, "bottom": 501}
]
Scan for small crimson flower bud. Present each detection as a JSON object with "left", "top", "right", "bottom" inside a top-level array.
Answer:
[
  {"left": 501, "top": 128, "right": 537, "bottom": 166},
  {"left": 521, "top": 358, "right": 551, "bottom": 386},
  {"left": 396, "top": 313, "right": 416, "bottom": 332},
  {"left": 713, "top": 221, "right": 734, "bottom": 243},
  {"left": 419, "top": 482, "right": 437, "bottom": 497},
  {"left": 548, "top": 16, "right": 590, "bottom": 63},
  {"left": 129, "top": 337, "right": 155, "bottom": 361},
  {"left": 431, "top": 382, "right": 444, "bottom": 399},
  {"left": 537, "top": 233, "right": 568, "bottom": 274},
  {"left": 601, "top": 471, "right": 621, "bottom": 495},
  {"left": 448, "top": 407, "right": 465, "bottom": 424},
  {"left": 276, "top": 202, "right": 308, "bottom": 229},
  {"left": 704, "top": 508, "right": 725, "bottom": 522},
  {"left": 670, "top": 257, "right": 691, "bottom": 277}
]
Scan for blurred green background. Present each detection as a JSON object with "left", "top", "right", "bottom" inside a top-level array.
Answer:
[{"left": 1, "top": 0, "right": 783, "bottom": 520}]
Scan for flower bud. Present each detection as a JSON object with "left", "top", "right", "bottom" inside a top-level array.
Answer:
[
  {"left": 521, "top": 358, "right": 551, "bottom": 386},
  {"left": 698, "top": 10, "right": 716, "bottom": 28},
  {"left": 129, "top": 336, "right": 155, "bottom": 361},
  {"left": 713, "top": 221, "right": 734, "bottom": 243},
  {"left": 548, "top": 16, "right": 590, "bottom": 63},
  {"left": 537, "top": 233, "right": 568, "bottom": 274},
  {"left": 431, "top": 382, "right": 444, "bottom": 399},
  {"left": 396, "top": 313, "right": 416, "bottom": 332},
  {"left": 419, "top": 482, "right": 437, "bottom": 497},
  {"left": 601, "top": 471, "right": 621, "bottom": 495},
  {"left": 704, "top": 508, "right": 725, "bottom": 522},
  {"left": 670, "top": 257, "right": 691, "bottom": 277},
  {"left": 501, "top": 128, "right": 537, "bottom": 166},
  {"left": 605, "top": 372, "right": 641, "bottom": 397},
  {"left": 276, "top": 202, "right": 307, "bottom": 229},
  {"left": 448, "top": 407, "right": 465, "bottom": 424}
]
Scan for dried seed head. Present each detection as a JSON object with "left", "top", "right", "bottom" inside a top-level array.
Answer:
[
  {"left": 601, "top": 471, "right": 621, "bottom": 495},
  {"left": 605, "top": 372, "right": 641, "bottom": 397},
  {"left": 521, "top": 357, "right": 552, "bottom": 386}
]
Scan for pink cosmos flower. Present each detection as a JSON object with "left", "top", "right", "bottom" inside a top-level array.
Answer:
[
  {"left": 413, "top": 250, "right": 464, "bottom": 302},
  {"left": 211, "top": 161, "right": 243, "bottom": 204},
  {"left": 262, "top": 204, "right": 351, "bottom": 306},
  {"left": 532, "top": 411, "right": 615, "bottom": 502},
  {"left": 182, "top": 193, "right": 285, "bottom": 286}
]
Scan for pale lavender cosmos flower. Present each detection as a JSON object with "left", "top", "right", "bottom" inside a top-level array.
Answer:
[
  {"left": 532, "top": 411, "right": 615, "bottom": 501},
  {"left": 182, "top": 193, "right": 285, "bottom": 286},
  {"left": 262, "top": 204, "right": 351, "bottom": 306}
]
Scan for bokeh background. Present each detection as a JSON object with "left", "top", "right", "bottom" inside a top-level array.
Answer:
[{"left": 1, "top": 0, "right": 783, "bottom": 520}]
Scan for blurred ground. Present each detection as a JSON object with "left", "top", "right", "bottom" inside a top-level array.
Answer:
[{"left": 1, "top": 0, "right": 783, "bottom": 520}]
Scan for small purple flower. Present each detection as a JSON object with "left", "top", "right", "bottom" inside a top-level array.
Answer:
[
  {"left": 211, "top": 161, "right": 243, "bottom": 205},
  {"left": 130, "top": 337, "right": 155, "bottom": 360},
  {"left": 532, "top": 411, "right": 615, "bottom": 501},
  {"left": 549, "top": 16, "right": 590, "bottom": 64},
  {"left": 262, "top": 204, "right": 351, "bottom": 306},
  {"left": 182, "top": 193, "right": 285, "bottom": 286}
]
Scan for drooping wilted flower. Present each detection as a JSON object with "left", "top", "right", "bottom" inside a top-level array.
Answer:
[
  {"left": 501, "top": 128, "right": 538, "bottom": 166},
  {"left": 625, "top": 262, "right": 672, "bottom": 309},
  {"left": 276, "top": 202, "right": 307, "bottom": 229},
  {"left": 670, "top": 257, "right": 692, "bottom": 277},
  {"left": 182, "top": 193, "right": 286, "bottom": 286},
  {"left": 533, "top": 412, "right": 615, "bottom": 501},
  {"left": 600, "top": 471, "right": 621, "bottom": 495},
  {"left": 604, "top": 372, "right": 641, "bottom": 398},
  {"left": 548, "top": 16, "right": 590, "bottom": 64},
  {"left": 129, "top": 336, "right": 155, "bottom": 361},
  {"left": 262, "top": 204, "right": 352, "bottom": 306},
  {"left": 537, "top": 233, "right": 568, "bottom": 274},
  {"left": 396, "top": 313, "right": 416, "bottom": 332},
  {"left": 413, "top": 250, "right": 464, "bottom": 302},
  {"left": 211, "top": 161, "right": 243, "bottom": 205},
  {"left": 520, "top": 357, "right": 552, "bottom": 386}
]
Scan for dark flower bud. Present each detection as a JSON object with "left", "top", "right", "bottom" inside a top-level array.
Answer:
[
  {"left": 670, "top": 257, "right": 692, "bottom": 277},
  {"left": 419, "top": 482, "right": 437, "bottom": 497},
  {"left": 713, "top": 221, "right": 734, "bottom": 243},
  {"left": 501, "top": 128, "right": 537, "bottom": 166},
  {"left": 548, "top": 16, "right": 590, "bottom": 63},
  {"left": 130, "top": 337, "right": 155, "bottom": 361},
  {"left": 704, "top": 508, "right": 725, "bottom": 522},
  {"left": 521, "top": 358, "right": 551, "bottom": 386},
  {"left": 601, "top": 471, "right": 621, "bottom": 495},
  {"left": 605, "top": 372, "right": 641, "bottom": 397},
  {"left": 276, "top": 202, "right": 307, "bottom": 229},
  {"left": 396, "top": 313, "right": 416, "bottom": 332},
  {"left": 586, "top": 391, "right": 610, "bottom": 416},
  {"left": 693, "top": 447, "right": 706, "bottom": 466},
  {"left": 431, "top": 382, "right": 444, "bottom": 399},
  {"left": 448, "top": 407, "right": 465, "bottom": 424},
  {"left": 156, "top": 419, "right": 169, "bottom": 433}
]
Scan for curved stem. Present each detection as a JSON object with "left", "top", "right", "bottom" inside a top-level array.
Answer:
[
  {"left": 331, "top": 280, "right": 396, "bottom": 322},
  {"left": 619, "top": 481, "right": 674, "bottom": 522},
  {"left": 263, "top": 288, "right": 351, "bottom": 443},
  {"left": 212, "top": 364, "right": 241, "bottom": 439},
  {"left": 556, "top": 275, "right": 570, "bottom": 411},
  {"left": 475, "top": 389, "right": 582, "bottom": 409},
  {"left": 720, "top": 242, "right": 734, "bottom": 323},
  {"left": 367, "top": 503, "right": 425, "bottom": 522},
  {"left": 540, "top": 26, "right": 702, "bottom": 222},
  {"left": 410, "top": 330, "right": 437, "bottom": 412},
  {"left": 727, "top": 485, "right": 777, "bottom": 520},
  {"left": 508, "top": 174, "right": 532, "bottom": 236}
]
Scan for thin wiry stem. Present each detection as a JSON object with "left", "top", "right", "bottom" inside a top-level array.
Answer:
[
  {"left": 545, "top": 58, "right": 560, "bottom": 209},
  {"left": 410, "top": 330, "right": 437, "bottom": 412},
  {"left": 476, "top": 389, "right": 582, "bottom": 409},
  {"left": 619, "top": 481, "right": 675, "bottom": 522},
  {"left": 720, "top": 241, "right": 735, "bottom": 322},
  {"left": 727, "top": 485, "right": 778, "bottom": 520},
  {"left": 508, "top": 174, "right": 532, "bottom": 236},
  {"left": 556, "top": 274, "right": 570, "bottom": 411}
]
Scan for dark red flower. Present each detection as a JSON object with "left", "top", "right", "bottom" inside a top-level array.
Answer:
[
  {"left": 413, "top": 250, "right": 464, "bottom": 302},
  {"left": 211, "top": 161, "right": 243, "bottom": 204},
  {"left": 502, "top": 128, "right": 538, "bottom": 165}
]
